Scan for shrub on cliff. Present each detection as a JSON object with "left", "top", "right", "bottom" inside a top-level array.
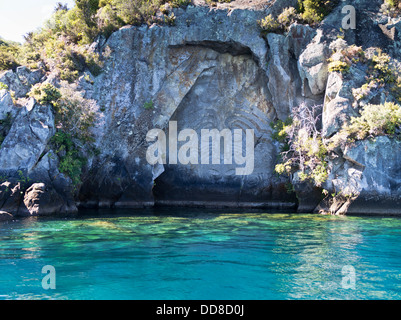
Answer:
[
  {"left": 29, "top": 80, "right": 98, "bottom": 151},
  {"left": 28, "top": 83, "right": 62, "bottom": 106},
  {"left": 272, "top": 103, "right": 328, "bottom": 188},
  {"left": 258, "top": 1, "right": 339, "bottom": 34},
  {"left": 0, "top": 38, "right": 20, "bottom": 71},
  {"left": 328, "top": 60, "right": 349, "bottom": 73},
  {"left": 328, "top": 44, "right": 365, "bottom": 74},
  {"left": 386, "top": 0, "right": 401, "bottom": 6},
  {"left": 341, "top": 102, "right": 401, "bottom": 142},
  {"left": 349, "top": 48, "right": 401, "bottom": 104},
  {"left": 258, "top": 14, "right": 281, "bottom": 33},
  {"left": 48, "top": 81, "right": 99, "bottom": 186},
  {"left": 54, "top": 81, "right": 98, "bottom": 144},
  {"left": 381, "top": 0, "right": 401, "bottom": 16},
  {"left": 258, "top": 7, "right": 300, "bottom": 34},
  {"left": 278, "top": 7, "right": 299, "bottom": 29},
  {"left": 297, "top": 0, "right": 340, "bottom": 25},
  {"left": 51, "top": 131, "right": 87, "bottom": 187},
  {"left": 205, "top": 0, "right": 232, "bottom": 5}
]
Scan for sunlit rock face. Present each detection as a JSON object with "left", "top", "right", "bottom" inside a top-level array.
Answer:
[
  {"left": 0, "top": 100, "right": 77, "bottom": 216},
  {"left": 80, "top": 6, "right": 314, "bottom": 209},
  {"left": 2, "top": 1, "right": 401, "bottom": 215},
  {"left": 153, "top": 49, "right": 288, "bottom": 206},
  {"left": 81, "top": 2, "right": 401, "bottom": 213}
]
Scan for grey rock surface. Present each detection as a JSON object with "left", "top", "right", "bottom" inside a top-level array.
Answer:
[
  {"left": 0, "top": 99, "right": 55, "bottom": 173},
  {"left": 0, "top": 210, "right": 13, "bottom": 221},
  {"left": 0, "top": 89, "right": 16, "bottom": 121},
  {"left": 82, "top": 6, "right": 307, "bottom": 209},
  {"left": 2, "top": 1, "right": 401, "bottom": 215}
]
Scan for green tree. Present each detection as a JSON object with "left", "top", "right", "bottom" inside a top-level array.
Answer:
[{"left": 0, "top": 38, "right": 20, "bottom": 71}]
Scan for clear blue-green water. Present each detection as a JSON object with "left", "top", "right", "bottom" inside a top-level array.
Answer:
[{"left": 1, "top": 209, "right": 401, "bottom": 300}]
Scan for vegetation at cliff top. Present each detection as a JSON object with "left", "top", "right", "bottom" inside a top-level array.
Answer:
[
  {"left": 0, "top": 0, "right": 191, "bottom": 77},
  {"left": 258, "top": 0, "right": 340, "bottom": 33},
  {"left": 1, "top": 0, "right": 192, "bottom": 185},
  {"left": 28, "top": 82, "right": 62, "bottom": 106},
  {"left": 0, "top": 38, "right": 21, "bottom": 71}
]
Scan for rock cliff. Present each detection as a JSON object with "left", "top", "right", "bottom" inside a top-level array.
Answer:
[{"left": 1, "top": 0, "right": 401, "bottom": 216}]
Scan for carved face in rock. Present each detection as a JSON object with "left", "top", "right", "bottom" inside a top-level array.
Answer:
[{"left": 153, "top": 47, "right": 280, "bottom": 201}]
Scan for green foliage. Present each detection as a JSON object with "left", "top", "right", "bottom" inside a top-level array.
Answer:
[
  {"left": 28, "top": 80, "right": 97, "bottom": 186},
  {"left": 111, "top": 0, "right": 170, "bottom": 27},
  {"left": 328, "top": 45, "right": 365, "bottom": 75},
  {"left": 17, "top": 169, "right": 31, "bottom": 186},
  {"left": 28, "top": 82, "right": 62, "bottom": 105},
  {"left": 85, "top": 51, "right": 103, "bottom": 76},
  {"left": 143, "top": 100, "right": 154, "bottom": 110},
  {"left": 170, "top": 0, "right": 191, "bottom": 7},
  {"left": 164, "top": 12, "right": 176, "bottom": 26},
  {"left": 51, "top": 131, "right": 86, "bottom": 186},
  {"left": 257, "top": 14, "right": 280, "bottom": 33},
  {"left": 47, "top": 81, "right": 98, "bottom": 186},
  {"left": 382, "top": 0, "right": 401, "bottom": 16},
  {"left": 359, "top": 49, "right": 401, "bottom": 103},
  {"left": 0, "top": 82, "right": 8, "bottom": 90},
  {"left": 0, "top": 38, "right": 20, "bottom": 71},
  {"left": 328, "top": 60, "right": 349, "bottom": 73},
  {"left": 257, "top": 1, "right": 338, "bottom": 33},
  {"left": 369, "top": 49, "right": 397, "bottom": 84},
  {"left": 341, "top": 102, "right": 401, "bottom": 141},
  {"left": 2, "top": 0, "right": 193, "bottom": 81},
  {"left": 12, "top": 0, "right": 191, "bottom": 83},
  {"left": 352, "top": 80, "right": 379, "bottom": 103},
  {"left": 270, "top": 118, "right": 292, "bottom": 154},
  {"left": 297, "top": 0, "right": 340, "bottom": 25},
  {"left": 40, "top": 33, "right": 102, "bottom": 82},
  {"left": 272, "top": 104, "right": 328, "bottom": 188},
  {"left": 258, "top": 7, "right": 300, "bottom": 33},
  {"left": 205, "top": 0, "right": 232, "bottom": 4},
  {"left": 278, "top": 7, "right": 299, "bottom": 29},
  {"left": 386, "top": 0, "right": 400, "bottom": 6},
  {"left": 55, "top": 81, "right": 98, "bottom": 144}
]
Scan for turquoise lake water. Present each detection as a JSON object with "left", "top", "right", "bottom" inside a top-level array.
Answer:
[{"left": 1, "top": 208, "right": 401, "bottom": 300}]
